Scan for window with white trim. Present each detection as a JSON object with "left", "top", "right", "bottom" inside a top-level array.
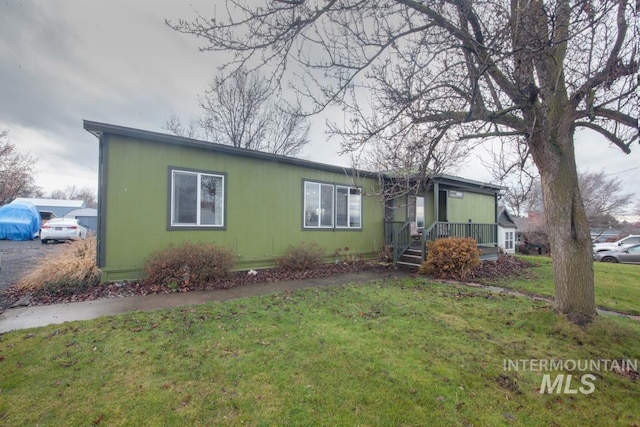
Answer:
[
  {"left": 505, "top": 231, "right": 514, "bottom": 250},
  {"left": 171, "top": 169, "right": 224, "bottom": 227},
  {"left": 304, "top": 181, "right": 362, "bottom": 229},
  {"left": 336, "top": 186, "right": 362, "bottom": 228}
]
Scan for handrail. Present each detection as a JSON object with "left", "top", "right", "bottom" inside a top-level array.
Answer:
[
  {"left": 385, "top": 220, "right": 499, "bottom": 265},
  {"left": 383, "top": 220, "right": 412, "bottom": 264}
]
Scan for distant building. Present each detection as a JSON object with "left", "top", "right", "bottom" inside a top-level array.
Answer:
[
  {"left": 12, "top": 198, "right": 86, "bottom": 220},
  {"left": 497, "top": 209, "right": 517, "bottom": 254},
  {"left": 64, "top": 208, "right": 98, "bottom": 232}
]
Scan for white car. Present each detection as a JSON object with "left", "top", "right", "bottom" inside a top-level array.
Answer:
[
  {"left": 592, "top": 235, "right": 640, "bottom": 253},
  {"left": 41, "top": 218, "right": 88, "bottom": 244}
]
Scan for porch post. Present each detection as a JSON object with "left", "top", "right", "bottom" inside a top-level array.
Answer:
[{"left": 433, "top": 181, "right": 439, "bottom": 226}]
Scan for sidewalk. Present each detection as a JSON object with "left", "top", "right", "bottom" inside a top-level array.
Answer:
[{"left": 0, "top": 270, "right": 401, "bottom": 333}]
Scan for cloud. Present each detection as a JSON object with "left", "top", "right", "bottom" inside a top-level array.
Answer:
[{"left": 0, "top": 1, "right": 637, "bottom": 200}]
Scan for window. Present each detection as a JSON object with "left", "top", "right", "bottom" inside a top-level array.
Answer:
[
  {"left": 304, "top": 181, "right": 362, "bottom": 229},
  {"left": 415, "top": 196, "right": 425, "bottom": 229},
  {"left": 336, "top": 186, "right": 362, "bottom": 228},
  {"left": 408, "top": 195, "right": 425, "bottom": 229},
  {"left": 505, "top": 231, "right": 514, "bottom": 250},
  {"left": 171, "top": 169, "right": 224, "bottom": 227}
]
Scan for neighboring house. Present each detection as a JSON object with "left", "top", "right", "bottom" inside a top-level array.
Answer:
[
  {"left": 497, "top": 209, "right": 517, "bottom": 254},
  {"left": 511, "top": 216, "right": 529, "bottom": 247},
  {"left": 13, "top": 198, "right": 86, "bottom": 221},
  {"left": 64, "top": 208, "right": 98, "bottom": 232},
  {"left": 84, "top": 120, "right": 502, "bottom": 281}
]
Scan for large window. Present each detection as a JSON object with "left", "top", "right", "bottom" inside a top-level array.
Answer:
[
  {"left": 171, "top": 169, "right": 225, "bottom": 227},
  {"left": 304, "top": 181, "right": 362, "bottom": 229}
]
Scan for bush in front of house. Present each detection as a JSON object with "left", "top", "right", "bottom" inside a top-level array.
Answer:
[
  {"left": 143, "top": 241, "right": 235, "bottom": 288},
  {"left": 275, "top": 242, "right": 325, "bottom": 272},
  {"left": 16, "top": 237, "right": 101, "bottom": 294},
  {"left": 419, "top": 237, "right": 481, "bottom": 280}
]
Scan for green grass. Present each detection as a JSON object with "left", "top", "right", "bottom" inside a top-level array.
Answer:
[
  {"left": 1, "top": 279, "right": 639, "bottom": 426},
  {"left": 490, "top": 256, "right": 640, "bottom": 316}
]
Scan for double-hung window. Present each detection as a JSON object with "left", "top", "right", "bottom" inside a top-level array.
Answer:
[
  {"left": 505, "top": 231, "right": 514, "bottom": 250},
  {"left": 304, "top": 181, "right": 362, "bottom": 229},
  {"left": 170, "top": 168, "right": 225, "bottom": 228}
]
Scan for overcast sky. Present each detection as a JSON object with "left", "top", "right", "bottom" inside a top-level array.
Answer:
[{"left": 1, "top": 1, "right": 638, "bottom": 210}]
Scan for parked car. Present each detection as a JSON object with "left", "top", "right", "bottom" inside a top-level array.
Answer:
[
  {"left": 40, "top": 218, "right": 88, "bottom": 244},
  {"left": 592, "top": 235, "right": 640, "bottom": 253},
  {"left": 594, "top": 244, "right": 640, "bottom": 264}
]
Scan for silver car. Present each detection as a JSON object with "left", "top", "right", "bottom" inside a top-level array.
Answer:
[
  {"left": 594, "top": 244, "right": 640, "bottom": 264},
  {"left": 41, "top": 218, "right": 88, "bottom": 244}
]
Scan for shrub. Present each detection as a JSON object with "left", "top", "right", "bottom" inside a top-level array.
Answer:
[
  {"left": 333, "top": 246, "right": 363, "bottom": 265},
  {"left": 16, "top": 237, "right": 101, "bottom": 293},
  {"left": 276, "top": 242, "right": 325, "bottom": 272},
  {"left": 143, "top": 242, "right": 235, "bottom": 288},
  {"left": 418, "top": 237, "right": 481, "bottom": 280}
]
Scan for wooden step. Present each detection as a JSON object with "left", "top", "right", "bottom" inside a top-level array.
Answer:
[{"left": 396, "top": 261, "right": 420, "bottom": 270}]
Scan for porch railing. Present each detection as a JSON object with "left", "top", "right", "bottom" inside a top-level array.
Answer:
[
  {"left": 385, "top": 220, "right": 499, "bottom": 264},
  {"left": 421, "top": 221, "right": 498, "bottom": 246},
  {"left": 384, "top": 221, "right": 412, "bottom": 263}
]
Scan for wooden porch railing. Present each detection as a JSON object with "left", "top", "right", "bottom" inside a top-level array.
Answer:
[
  {"left": 384, "top": 221, "right": 412, "bottom": 264},
  {"left": 385, "top": 220, "right": 499, "bottom": 264},
  {"left": 421, "top": 221, "right": 498, "bottom": 246}
]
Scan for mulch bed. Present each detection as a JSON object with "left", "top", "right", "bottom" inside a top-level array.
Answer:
[
  {"left": 1, "top": 261, "right": 391, "bottom": 307},
  {"left": 1, "top": 255, "right": 537, "bottom": 309}
]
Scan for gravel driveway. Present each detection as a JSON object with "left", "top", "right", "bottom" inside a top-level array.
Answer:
[{"left": 0, "top": 240, "right": 65, "bottom": 309}]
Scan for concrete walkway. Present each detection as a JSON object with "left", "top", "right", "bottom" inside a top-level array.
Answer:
[{"left": 0, "top": 270, "right": 400, "bottom": 333}]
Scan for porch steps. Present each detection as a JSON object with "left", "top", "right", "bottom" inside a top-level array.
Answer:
[{"left": 397, "top": 248, "right": 423, "bottom": 270}]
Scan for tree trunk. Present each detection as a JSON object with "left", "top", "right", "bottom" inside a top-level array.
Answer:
[{"left": 531, "top": 127, "right": 596, "bottom": 325}]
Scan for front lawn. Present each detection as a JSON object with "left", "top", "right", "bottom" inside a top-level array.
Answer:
[
  {"left": 486, "top": 255, "right": 640, "bottom": 316},
  {"left": 1, "top": 279, "right": 638, "bottom": 426}
]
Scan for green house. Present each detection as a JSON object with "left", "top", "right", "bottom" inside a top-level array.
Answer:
[{"left": 84, "top": 121, "right": 502, "bottom": 281}]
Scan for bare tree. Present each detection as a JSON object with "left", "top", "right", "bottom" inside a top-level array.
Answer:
[
  {"left": 164, "top": 114, "right": 201, "bottom": 140},
  {"left": 579, "top": 171, "right": 632, "bottom": 227},
  {"left": 501, "top": 167, "right": 633, "bottom": 226},
  {"left": 484, "top": 139, "right": 539, "bottom": 217},
  {"left": 168, "top": 0, "right": 639, "bottom": 323},
  {"left": 48, "top": 186, "right": 97, "bottom": 209},
  {"left": 0, "top": 130, "right": 41, "bottom": 205},
  {"left": 167, "top": 69, "right": 310, "bottom": 157}
]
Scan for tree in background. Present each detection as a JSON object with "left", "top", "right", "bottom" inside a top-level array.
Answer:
[
  {"left": 578, "top": 171, "right": 633, "bottom": 228},
  {"left": 167, "top": 0, "right": 639, "bottom": 324},
  {"left": 0, "top": 130, "right": 42, "bottom": 205},
  {"left": 49, "top": 186, "right": 97, "bottom": 209},
  {"left": 502, "top": 170, "right": 633, "bottom": 226},
  {"left": 166, "top": 68, "right": 310, "bottom": 157},
  {"left": 484, "top": 139, "right": 539, "bottom": 217}
]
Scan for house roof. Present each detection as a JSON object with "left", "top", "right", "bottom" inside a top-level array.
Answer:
[
  {"left": 83, "top": 120, "right": 502, "bottom": 194},
  {"left": 64, "top": 208, "right": 97, "bottom": 218},
  {"left": 428, "top": 173, "right": 503, "bottom": 193},
  {"left": 512, "top": 216, "right": 530, "bottom": 231},
  {"left": 84, "top": 120, "right": 379, "bottom": 179},
  {"left": 13, "top": 198, "right": 85, "bottom": 209},
  {"left": 498, "top": 209, "right": 518, "bottom": 228}
]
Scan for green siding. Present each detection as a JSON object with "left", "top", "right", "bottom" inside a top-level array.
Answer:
[
  {"left": 101, "top": 135, "right": 384, "bottom": 281},
  {"left": 387, "top": 189, "right": 494, "bottom": 227},
  {"left": 446, "top": 191, "right": 495, "bottom": 223}
]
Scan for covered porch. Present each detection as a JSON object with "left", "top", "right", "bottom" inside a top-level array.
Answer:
[{"left": 383, "top": 174, "right": 502, "bottom": 268}]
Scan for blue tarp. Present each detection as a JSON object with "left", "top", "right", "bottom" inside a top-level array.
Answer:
[{"left": 0, "top": 202, "right": 41, "bottom": 241}]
